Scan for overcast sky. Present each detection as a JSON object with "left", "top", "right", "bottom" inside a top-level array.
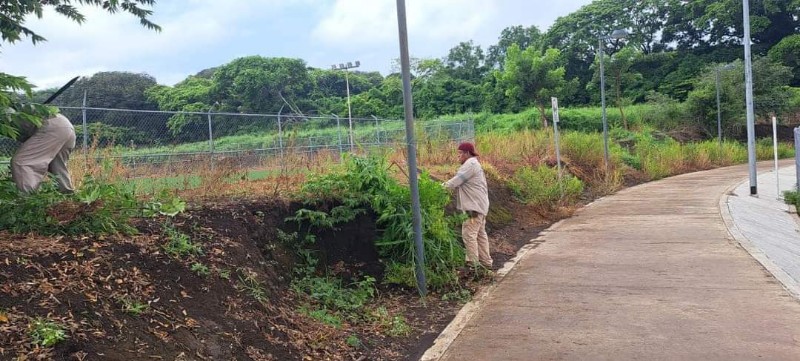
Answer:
[{"left": 0, "top": 0, "right": 592, "bottom": 89}]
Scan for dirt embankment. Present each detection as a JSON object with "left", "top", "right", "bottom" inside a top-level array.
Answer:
[{"left": 1, "top": 179, "right": 553, "bottom": 361}]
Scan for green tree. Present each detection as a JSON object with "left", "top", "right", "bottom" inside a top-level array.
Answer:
[
  {"left": 664, "top": 0, "right": 800, "bottom": 51},
  {"left": 43, "top": 71, "right": 162, "bottom": 145},
  {"left": 590, "top": 47, "right": 642, "bottom": 129},
  {"left": 346, "top": 75, "right": 404, "bottom": 119},
  {"left": 622, "top": 0, "right": 671, "bottom": 54},
  {"left": 211, "top": 56, "right": 313, "bottom": 115},
  {"left": 0, "top": 0, "right": 159, "bottom": 139},
  {"left": 498, "top": 46, "right": 576, "bottom": 127},
  {"left": 541, "top": 1, "right": 631, "bottom": 105},
  {"left": 686, "top": 57, "right": 794, "bottom": 135},
  {"left": 308, "top": 68, "right": 383, "bottom": 116},
  {"left": 408, "top": 57, "right": 484, "bottom": 118},
  {"left": 414, "top": 75, "right": 483, "bottom": 118},
  {"left": 487, "top": 25, "right": 543, "bottom": 70},
  {"left": 145, "top": 76, "right": 214, "bottom": 135},
  {"left": 444, "top": 41, "right": 489, "bottom": 83},
  {"left": 768, "top": 34, "right": 800, "bottom": 86},
  {"left": 49, "top": 71, "right": 159, "bottom": 110}
]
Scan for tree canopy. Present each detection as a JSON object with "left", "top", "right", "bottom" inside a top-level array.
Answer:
[
  {"left": 5, "top": 0, "right": 799, "bottom": 142},
  {"left": 1, "top": 0, "right": 160, "bottom": 139}
]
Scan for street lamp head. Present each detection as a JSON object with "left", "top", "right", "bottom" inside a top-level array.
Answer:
[
  {"left": 610, "top": 29, "right": 629, "bottom": 40},
  {"left": 355, "top": 60, "right": 361, "bottom": 67},
  {"left": 347, "top": 62, "right": 353, "bottom": 68},
  {"left": 339, "top": 63, "right": 345, "bottom": 69},
  {"left": 331, "top": 64, "right": 337, "bottom": 70}
]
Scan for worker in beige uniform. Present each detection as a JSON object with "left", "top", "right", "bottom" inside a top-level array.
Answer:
[
  {"left": 11, "top": 113, "right": 76, "bottom": 193},
  {"left": 443, "top": 142, "right": 492, "bottom": 269}
]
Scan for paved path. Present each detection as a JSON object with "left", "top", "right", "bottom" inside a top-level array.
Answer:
[
  {"left": 431, "top": 162, "right": 800, "bottom": 361},
  {"left": 726, "top": 165, "right": 800, "bottom": 297}
]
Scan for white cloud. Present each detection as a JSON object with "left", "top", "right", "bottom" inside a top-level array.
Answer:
[
  {"left": 312, "top": 0, "right": 497, "bottom": 48},
  {"left": 0, "top": 0, "right": 592, "bottom": 89},
  {"left": 0, "top": 1, "right": 304, "bottom": 88}
]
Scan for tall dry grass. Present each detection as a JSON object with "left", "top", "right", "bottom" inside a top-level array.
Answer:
[
  {"left": 67, "top": 138, "right": 344, "bottom": 202},
  {"left": 67, "top": 128, "right": 794, "bottom": 208}
]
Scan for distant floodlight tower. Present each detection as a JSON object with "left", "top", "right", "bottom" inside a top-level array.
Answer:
[{"left": 332, "top": 60, "right": 360, "bottom": 151}]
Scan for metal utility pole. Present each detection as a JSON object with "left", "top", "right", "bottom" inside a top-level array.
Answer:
[
  {"left": 395, "top": 0, "right": 427, "bottom": 296},
  {"left": 599, "top": 37, "right": 610, "bottom": 173},
  {"left": 743, "top": 0, "right": 758, "bottom": 195},
  {"left": 715, "top": 67, "right": 723, "bottom": 147},
  {"left": 598, "top": 29, "right": 628, "bottom": 175}
]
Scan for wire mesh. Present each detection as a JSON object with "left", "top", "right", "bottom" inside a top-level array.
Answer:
[{"left": 1, "top": 107, "right": 474, "bottom": 178}]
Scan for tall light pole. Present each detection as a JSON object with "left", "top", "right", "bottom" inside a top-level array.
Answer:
[
  {"left": 598, "top": 29, "right": 628, "bottom": 174},
  {"left": 742, "top": 0, "right": 758, "bottom": 195},
  {"left": 715, "top": 63, "right": 735, "bottom": 147},
  {"left": 331, "top": 61, "right": 360, "bottom": 151}
]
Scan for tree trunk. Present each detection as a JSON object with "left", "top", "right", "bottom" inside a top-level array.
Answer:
[
  {"left": 615, "top": 73, "right": 627, "bottom": 129},
  {"left": 538, "top": 104, "right": 548, "bottom": 128}
]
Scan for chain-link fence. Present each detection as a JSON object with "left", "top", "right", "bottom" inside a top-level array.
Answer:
[{"left": 1, "top": 107, "right": 474, "bottom": 178}]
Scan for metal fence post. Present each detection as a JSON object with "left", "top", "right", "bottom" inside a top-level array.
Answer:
[
  {"left": 277, "top": 106, "right": 285, "bottom": 158},
  {"left": 82, "top": 90, "right": 88, "bottom": 153},
  {"left": 372, "top": 115, "right": 380, "bottom": 146},
  {"left": 469, "top": 118, "right": 475, "bottom": 140},
  {"left": 207, "top": 110, "right": 214, "bottom": 154},
  {"left": 332, "top": 114, "right": 343, "bottom": 157}
]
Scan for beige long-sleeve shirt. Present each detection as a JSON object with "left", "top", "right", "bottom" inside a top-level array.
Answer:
[{"left": 444, "top": 157, "right": 489, "bottom": 215}]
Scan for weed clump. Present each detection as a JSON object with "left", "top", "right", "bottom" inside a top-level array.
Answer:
[
  {"left": 508, "top": 165, "right": 584, "bottom": 209},
  {"left": 0, "top": 175, "right": 185, "bottom": 236},
  {"left": 293, "top": 154, "right": 464, "bottom": 290},
  {"left": 28, "top": 318, "right": 66, "bottom": 347}
]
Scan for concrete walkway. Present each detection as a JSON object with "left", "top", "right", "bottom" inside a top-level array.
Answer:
[
  {"left": 427, "top": 162, "right": 800, "bottom": 361},
  {"left": 726, "top": 164, "right": 800, "bottom": 298}
]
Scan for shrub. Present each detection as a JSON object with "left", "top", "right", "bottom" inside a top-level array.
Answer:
[{"left": 295, "top": 155, "right": 464, "bottom": 289}]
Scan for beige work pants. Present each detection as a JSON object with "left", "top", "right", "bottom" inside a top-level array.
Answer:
[
  {"left": 11, "top": 114, "right": 76, "bottom": 193},
  {"left": 462, "top": 213, "right": 492, "bottom": 267}
]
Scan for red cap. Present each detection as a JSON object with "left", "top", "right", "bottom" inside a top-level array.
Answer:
[{"left": 458, "top": 142, "right": 478, "bottom": 157}]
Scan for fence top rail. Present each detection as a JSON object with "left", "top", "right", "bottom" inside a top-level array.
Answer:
[{"left": 56, "top": 106, "right": 410, "bottom": 122}]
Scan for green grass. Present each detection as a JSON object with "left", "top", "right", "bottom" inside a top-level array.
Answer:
[
  {"left": 784, "top": 190, "right": 800, "bottom": 211},
  {"left": 446, "top": 104, "right": 674, "bottom": 135},
  {"left": 162, "top": 223, "right": 202, "bottom": 258},
  {"left": 508, "top": 165, "right": 584, "bottom": 208},
  {"left": 28, "top": 318, "right": 67, "bottom": 347},
  {"left": 120, "top": 297, "right": 150, "bottom": 316},
  {"left": 237, "top": 270, "right": 269, "bottom": 304},
  {"left": 84, "top": 118, "right": 462, "bottom": 158}
]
